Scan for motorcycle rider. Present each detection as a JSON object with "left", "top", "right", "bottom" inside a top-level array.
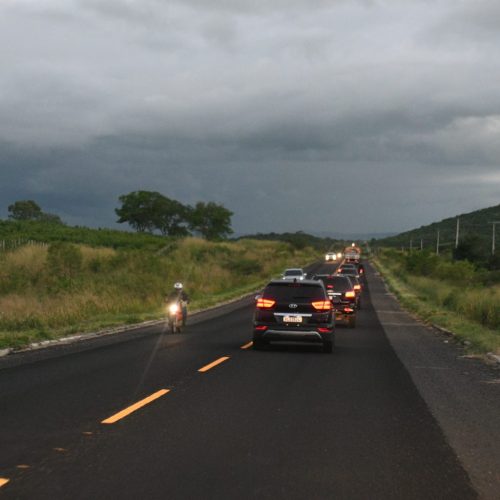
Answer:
[{"left": 166, "top": 282, "right": 190, "bottom": 326}]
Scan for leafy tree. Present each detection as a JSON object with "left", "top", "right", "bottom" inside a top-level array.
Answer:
[
  {"left": 188, "top": 202, "right": 233, "bottom": 240},
  {"left": 7, "top": 200, "right": 64, "bottom": 224},
  {"left": 115, "top": 191, "right": 189, "bottom": 236},
  {"left": 8, "top": 200, "right": 43, "bottom": 220},
  {"left": 154, "top": 197, "right": 190, "bottom": 237}
]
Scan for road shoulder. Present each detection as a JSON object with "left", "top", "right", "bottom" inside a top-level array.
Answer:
[{"left": 367, "top": 263, "right": 500, "bottom": 500}]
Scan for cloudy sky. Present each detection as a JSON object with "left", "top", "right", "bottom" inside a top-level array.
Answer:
[{"left": 1, "top": 0, "right": 499, "bottom": 235}]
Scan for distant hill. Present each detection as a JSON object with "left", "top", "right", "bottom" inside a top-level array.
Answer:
[
  {"left": 311, "top": 231, "right": 397, "bottom": 241},
  {"left": 238, "top": 231, "right": 346, "bottom": 251},
  {"left": 375, "top": 203, "right": 500, "bottom": 253}
]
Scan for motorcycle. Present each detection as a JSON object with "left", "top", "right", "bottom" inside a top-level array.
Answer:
[{"left": 167, "top": 301, "right": 184, "bottom": 334}]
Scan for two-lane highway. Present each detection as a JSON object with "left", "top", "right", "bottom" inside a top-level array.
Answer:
[{"left": 0, "top": 262, "right": 487, "bottom": 498}]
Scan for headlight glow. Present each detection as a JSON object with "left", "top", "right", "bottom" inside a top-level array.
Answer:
[{"left": 169, "top": 303, "right": 179, "bottom": 314}]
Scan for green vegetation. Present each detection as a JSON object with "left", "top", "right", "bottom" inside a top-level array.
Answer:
[
  {"left": 374, "top": 203, "right": 500, "bottom": 270},
  {"left": 373, "top": 249, "right": 500, "bottom": 354},
  {"left": 7, "top": 199, "right": 63, "bottom": 224},
  {"left": 0, "top": 220, "right": 167, "bottom": 250},
  {"left": 0, "top": 237, "right": 317, "bottom": 349},
  {"left": 115, "top": 191, "right": 233, "bottom": 240}
]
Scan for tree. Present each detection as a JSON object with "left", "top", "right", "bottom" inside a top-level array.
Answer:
[
  {"left": 7, "top": 200, "right": 64, "bottom": 224},
  {"left": 8, "top": 200, "right": 43, "bottom": 220},
  {"left": 188, "top": 202, "right": 233, "bottom": 240},
  {"left": 154, "top": 197, "right": 190, "bottom": 237},
  {"left": 115, "top": 191, "right": 189, "bottom": 236}
]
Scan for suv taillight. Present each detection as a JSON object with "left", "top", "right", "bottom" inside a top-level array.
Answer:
[
  {"left": 256, "top": 298, "right": 276, "bottom": 309},
  {"left": 312, "top": 300, "right": 332, "bottom": 311},
  {"left": 345, "top": 291, "right": 356, "bottom": 298}
]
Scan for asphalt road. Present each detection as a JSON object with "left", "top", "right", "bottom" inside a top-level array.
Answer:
[{"left": 0, "top": 261, "right": 497, "bottom": 499}]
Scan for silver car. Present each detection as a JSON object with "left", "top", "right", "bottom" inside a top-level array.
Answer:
[{"left": 281, "top": 268, "right": 307, "bottom": 280}]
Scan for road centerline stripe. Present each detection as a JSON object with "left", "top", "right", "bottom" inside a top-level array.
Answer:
[
  {"left": 0, "top": 478, "right": 10, "bottom": 488},
  {"left": 240, "top": 341, "right": 253, "bottom": 350},
  {"left": 198, "top": 356, "right": 230, "bottom": 372},
  {"left": 101, "top": 389, "right": 170, "bottom": 424}
]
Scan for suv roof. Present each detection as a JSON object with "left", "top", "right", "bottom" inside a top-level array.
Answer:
[{"left": 267, "top": 279, "right": 324, "bottom": 288}]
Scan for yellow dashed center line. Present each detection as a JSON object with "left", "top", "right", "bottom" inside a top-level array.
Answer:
[
  {"left": 240, "top": 341, "right": 253, "bottom": 350},
  {"left": 101, "top": 389, "right": 170, "bottom": 424},
  {"left": 0, "top": 478, "right": 10, "bottom": 488},
  {"left": 198, "top": 356, "right": 230, "bottom": 373}
]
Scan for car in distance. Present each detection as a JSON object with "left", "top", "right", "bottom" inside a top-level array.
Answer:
[
  {"left": 281, "top": 268, "right": 307, "bottom": 280},
  {"left": 313, "top": 274, "right": 357, "bottom": 328},
  {"left": 253, "top": 279, "right": 334, "bottom": 352},
  {"left": 325, "top": 252, "right": 337, "bottom": 262}
]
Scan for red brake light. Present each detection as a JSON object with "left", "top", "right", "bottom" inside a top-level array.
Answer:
[
  {"left": 312, "top": 300, "right": 332, "bottom": 311},
  {"left": 345, "top": 291, "right": 356, "bottom": 298},
  {"left": 317, "top": 327, "right": 331, "bottom": 333},
  {"left": 354, "top": 284, "right": 361, "bottom": 291},
  {"left": 344, "top": 307, "right": 354, "bottom": 313},
  {"left": 255, "top": 325, "right": 268, "bottom": 331},
  {"left": 256, "top": 298, "right": 276, "bottom": 309},
  {"left": 327, "top": 285, "right": 333, "bottom": 289}
]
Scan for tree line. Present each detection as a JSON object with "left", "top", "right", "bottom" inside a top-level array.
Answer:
[
  {"left": 115, "top": 191, "right": 233, "bottom": 240},
  {"left": 6, "top": 191, "right": 234, "bottom": 241}
]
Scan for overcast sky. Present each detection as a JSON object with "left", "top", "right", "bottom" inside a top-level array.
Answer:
[{"left": 1, "top": 0, "right": 499, "bottom": 235}]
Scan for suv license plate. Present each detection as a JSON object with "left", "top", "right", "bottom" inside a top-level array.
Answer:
[{"left": 284, "top": 315, "right": 302, "bottom": 323}]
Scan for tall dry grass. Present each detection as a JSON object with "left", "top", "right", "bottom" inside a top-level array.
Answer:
[{"left": 0, "top": 238, "right": 317, "bottom": 347}]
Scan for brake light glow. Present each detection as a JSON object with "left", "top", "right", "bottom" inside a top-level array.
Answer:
[
  {"left": 256, "top": 298, "right": 276, "bottom": 309},
  {"left": 345, "top": 291, "right": 356, "bottom": 298},
  {"left": 317, "top": 327, "right": 331, "bottom": 333},
  {"left": 312, "top": 300, "right": 333, "bottom": 311},
  {"left": 354, "top": 285, "right": 361, "bottom": 291},
  {"left": 327, "top": 285, "right": 333, "bottom": 289},
  {"left": 255, "top": 325, "right": 268, "bottom": 331},
  {"left": 344, "top": 307, "right": 354, "bottom": 313}
]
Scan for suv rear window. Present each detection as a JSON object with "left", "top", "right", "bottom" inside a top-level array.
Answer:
[
  {"left": 264, "top": 283, "right": 326, "bottom": 300},
  {"left": 316, "top": 276, "right": 352, "bottom": 291},
  {"left": 284, "top": 270, "right": 302, "bottom": 276}
]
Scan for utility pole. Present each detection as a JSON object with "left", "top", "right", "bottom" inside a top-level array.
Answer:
[
  {"left": 410, "top": 238, "right": 413, "bottom": 251},
  {"left": 455, "top": 217, "right": 460, "bottom": 249},
  {"left": 420, "top": 239, "right": 423, "bottom": 251},
  {"left": 490, "top": 221, "right": 500, "bottom": 255},
  {"left": 436, "top": 230, "right": 440, "bottom": 255}
]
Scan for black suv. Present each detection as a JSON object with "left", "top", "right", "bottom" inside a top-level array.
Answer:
[{"left": 253, "top": 279, "right": 334, "bottom": 353}]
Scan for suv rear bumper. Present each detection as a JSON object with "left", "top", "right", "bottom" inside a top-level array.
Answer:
[{"left": 253, "top": 326, "right": 333, "bottom": 344}]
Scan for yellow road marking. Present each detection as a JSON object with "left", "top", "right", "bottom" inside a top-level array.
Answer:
[
  {"left": 16, "top": 465, "right": 30, "bottom": 470},
  {"left": 240, "top": 341, "right": 253, "bottom": 350},
  {"left": 0, "top": 478, "right": 9, "bottom": 488},
  {"left": 101, "top": 389, "right": 170, "bottom": 424},
  {"left": 198, "top": 356, "right": 230, "bottom": 373}
]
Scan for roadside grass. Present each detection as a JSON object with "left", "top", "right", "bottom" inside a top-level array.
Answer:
[
  {"left": 373, "top": 255, "right": 500, "bottom": 355},
  {"left": 0, "top": 238, "right": 317, "bottom": 349}
]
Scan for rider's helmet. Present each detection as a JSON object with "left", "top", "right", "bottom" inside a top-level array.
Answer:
[{"left": 174, "top": 282, "right": 183, "bottom": 290}]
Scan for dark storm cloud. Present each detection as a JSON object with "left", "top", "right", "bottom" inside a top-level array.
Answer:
[{"left": 1, "top": 1, "right": 499, "bottom": 234}]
